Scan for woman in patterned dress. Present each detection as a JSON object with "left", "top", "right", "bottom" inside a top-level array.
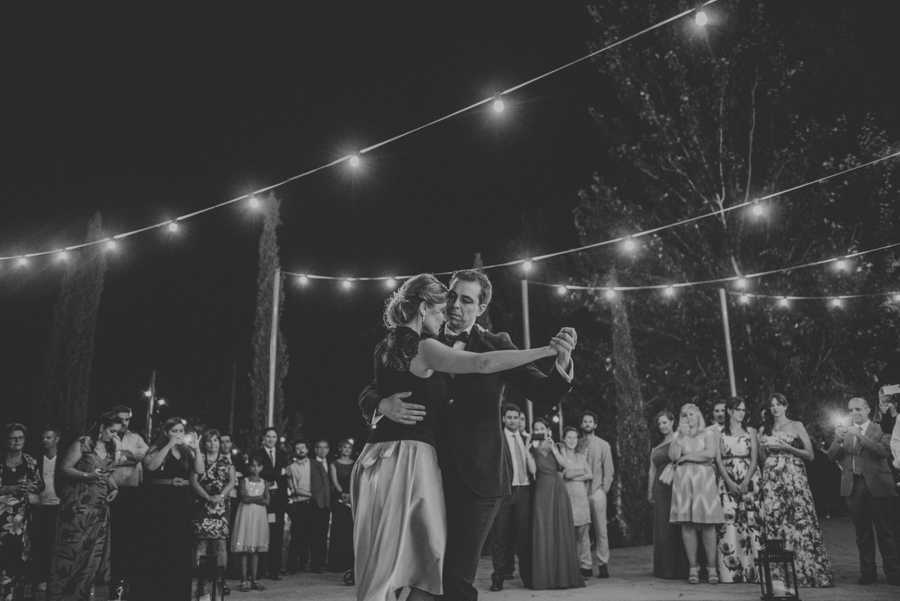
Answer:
[
  {"left": 0, "top": 424, "right": 43, "bottom": 600},
  {"left": 714, "top": 397, "right": 762, "bottom": 583},
  {"left": 759, "top": 393, "right": 833, "bottom": 588},
  {"left": 190, "top": 429, "right": 235, "bottom": 598},
  {"left": 669, "top": 404, "right": 725, "bottom": 584},
  {"left": 561, "top": 427, "right": 591, "bottom": 576},
  {"left": 49, "top": 413, "right": 122, "bottom": 601}
]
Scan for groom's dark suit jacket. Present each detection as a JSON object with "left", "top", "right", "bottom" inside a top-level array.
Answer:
[{"left": 360, "top": 324, "right": 571, "bottom": 498}]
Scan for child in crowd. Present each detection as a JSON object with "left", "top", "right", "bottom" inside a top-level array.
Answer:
[{"left": 231, "top": 456, "right": 270, "bottom": 592}]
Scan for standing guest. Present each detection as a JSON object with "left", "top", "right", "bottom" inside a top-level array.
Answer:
[
  {"left": 0, "top": 424, "right": 43, "bottom": 599},
  {"left": 561, "top": 427, "right": 592, "bottom": 579},
  {"left": 309, "top": 439, "right": 331, "bottom": 574},
  {"left": 258, "top": 428, "right": 288, "bottom": 581},
  {"left": 576, "top": 411, "right": 613, "bottom": 578},
  {"left": 714, "top": 397, "right": 762, "bottom": 583},
  {"left": 231, "top": 456, "right": 270, "bottom": 592},
  {"left": 220, "top": 433, "right": 242, "bottom": 585},
  {"left": 190, "top": 429, "right": 236, "bottom": 598},
  {"left": 669, "top": 404, "right": 724, "bottom": 585},
  {"left": 489, "top": 404, "right": 535, "bottom": 591},
  {"left": 48, "top": 414, "right": 121, "bottom": 600},
  {"left": 134, "top": 418, "right": 200, "bottom": 601},
  {"left": 647, "top": 410, "right": 689, "bottom": 580},
  {"left": 32, "top": 426, "right": 61, "bottom": 595},
  {"left": 529, "top": 419, "right": 583, "bottom": 590},
  {"left": 354, "top": 273, "right": 566, "bottom": 601},
  {"left": 708, "top": 402, "right": 726, "bottom": 433},
  {"left": 286, "top": 440, "right": 312, "bottom": 573},
  {"left": 760, "top": 393, "right": 833, "bottom": 588},
  {"left": 877, "top": 388, "right": 898, "bottom": 434},
  {"left": 827, "top": 397, "right": 900, "bottom": 585},
  {"left": 107, "top": 404, "right": 148, "bottom": 600},
  {"left": 327, "top": 439, "right": 355, "bottom": 573}
]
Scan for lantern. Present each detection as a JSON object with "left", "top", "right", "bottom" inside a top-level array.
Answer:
[{"left": 758, "top": 539, "right": 800, "bottom": 600}]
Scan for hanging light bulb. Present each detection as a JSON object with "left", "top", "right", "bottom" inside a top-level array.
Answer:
[
  {"left": 386, "top": 278, "right": 396, "bottom": 288},
  {"left": 17, "top": 257, "right": 28, "bottom": 267},
  {"left": 663, "top": 285, "right": 675, "bottom": 297},
  {"left": 552, "top": 415, "right": 560, "bottom": 423},
  {"left": 778, "top": 297, "right": 789, "bottom": 308},
  {"left": 57, "top": 250, "right": 69, "bottom": 261},
  {"left": 106, "top": 240, "right": 117, "bottom": 250},
  {"left": 751, "top": 202, "right": 764, "bottom": 217},
  {"left": 492, "top": 96, "right": 505, "bottom": 113},
  {"left": 695, "top": 9, "right": 708, "bottom": 26},
  {"left": 604, "top": 288, "right": 617, "bottom": 299},
  {"left": 893, "top": 293, "right": 900, "bottom": 303},
  {"left": 557, "top": 285, "right": 568, "bottom": 295},
  {"left": 835, "top": 259, "right": 847, "bottom": 271},
  {"left": 739, "top": 293, "right": 750, "bottom": 304},
  {"left": 523, "top": 260, "right": 532, "bottom": 272},
  {"left": 623, "top": 237, "right": 636, "bottom": 252},
  {"left": 831, "top": 298, "right": 843, "bottom": 308},
  {"left": 349, "top": 155, "right": 361, "bottom": 167},
  {"left": 342, "top": 279, "right": 353, "bottom": 289},
  {"left": 298, "top": 275, "right": 309, "bottom": 285},
  {"left": 248, "top": 195, "right": 260, "bottom": 209},
  {"left": 168, "top": 220, "right": 179, "bottom": 232},
  {"left": 736, "top": 277, "right": 747, "bottom": 289}
]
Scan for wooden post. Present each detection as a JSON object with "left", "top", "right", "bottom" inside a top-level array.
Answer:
[
  {"left": 267, "top": 268, "right": 281, "bottom": 428},
  {"left": 146, "top": 370, "right": 156, "bottom": 441},
  {"left": 228, "top": 361, "right": 237, "bottom": 437},
  {"left": 521, "top": 279, "right": 533, "bottom": 430},
  {"left": 719, "top": 288, "right": 737, "bottom": 397}
]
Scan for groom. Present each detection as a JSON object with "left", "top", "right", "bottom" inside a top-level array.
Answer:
[{"left": 359, "top": 269, "right": 575, "bottom": 600}]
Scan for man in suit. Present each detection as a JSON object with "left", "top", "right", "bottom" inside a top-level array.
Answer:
[
  {"left": 309, "top": 439, "right": 332, "bottom": 573},
  {"left": 32, "top": 426, "right": 61, "bottom": 595},
  {"left": 828, "top": 397, "right": 900, "bottom": 585},
  {"left": 576, "top": 410, "right": 614, "bottom": 578},
  {"left": 360, "top": 269, "right": 576, "bottom": 600},
  {"left": 258, "top": 427, "right": 289, "bottom": 580}
]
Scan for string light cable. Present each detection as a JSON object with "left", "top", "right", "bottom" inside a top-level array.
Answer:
[{"left": 1, "top": 1, "right": 722, "bottom": 265}]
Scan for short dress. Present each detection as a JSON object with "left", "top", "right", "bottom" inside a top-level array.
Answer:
[
  {"left": 230, "top": 480, "right": 270, "bottom": 553},
  {"left": 670, "top": 433, "right": 725, "bottom": 525},
  {"left": 562, "top": 452, "right": 590, "bottom": 527}
]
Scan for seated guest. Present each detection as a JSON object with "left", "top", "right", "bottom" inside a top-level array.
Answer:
[
  {"left": 828, "top": 397, "right": 900, "bottom": 585},
  {"left": 190, "top": 429, "right": 236, "bottom": 598},
  {"left": 133, "top": 418, "right": 200, "bottom": 601},
  {"left": 49, "top": 414, "right": 122, "bottom": 600},
  {"left": 0, "top": 423, "right": 43, "bottom": 599},
  {"left": 529, "top": 418, "right": 583, "bottom": 590},
  {"left": 560, "top": 427, "right": 592, "bottom": 579},
  {"left": 648, "top": 410, "right": 689, "bottom": 579}
]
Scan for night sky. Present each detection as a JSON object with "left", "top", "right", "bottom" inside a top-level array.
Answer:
[{"left": 2, "top": 3, "right": 897, "bottom": 449}]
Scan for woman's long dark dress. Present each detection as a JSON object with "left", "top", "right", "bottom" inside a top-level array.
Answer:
[
  {"left": 530, "top": 448, "right": 583, "bottom": 590},
  {"left": 132, "top": 452, "right": 193, "bottom": 601},
  {"left": 327, "top": 461, "right": 355, "bottom": 572},
  {"left": 651, "top": 442, "right": 689, "bottom": 579}
]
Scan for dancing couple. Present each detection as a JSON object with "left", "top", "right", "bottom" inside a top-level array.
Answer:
[{"left": 354, "top": 270, "right": 576, "bottom": 601}]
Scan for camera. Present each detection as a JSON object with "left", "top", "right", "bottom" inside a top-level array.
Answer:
[{"left": 182, "top": 433, "right": 194, "bottom": 445}]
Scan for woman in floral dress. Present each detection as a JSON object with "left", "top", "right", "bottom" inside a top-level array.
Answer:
[
  {"left": 190, "top": 429, "right": 235, "bottom": 598},
  {"left": 714, "top": 397, "right": 762, "bottom": 583},
  {"left": 759, "top": 393, "right": 833, "bottom": 588},
  {"left": 1, "top": 423, "right": 43, "bottom": 600},
  {"left": 49, "top": 414, "right": 122, "bottom": 601}
]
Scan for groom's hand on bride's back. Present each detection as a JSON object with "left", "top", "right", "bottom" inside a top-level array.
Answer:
[{"left": 378, "top": 391, "right": 426, "bottom": 425}]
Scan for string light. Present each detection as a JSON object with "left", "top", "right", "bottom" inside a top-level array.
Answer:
[
  {"left": 739, "top": 293, "right": 750, "bottom": 304},
  {"left": 144, "top": 389, "right": 153, "bottom": 398},
  {"left": 298, "top": 275, "right": 309, "bottom": 285},
  {"left": 349, "top": 155, "right": 361, "bottom": 167},
  {"left": 557, "top": 285, "right": 568, "bottom": 295},
  {"left": 168, "top": 221, "right": 179, "bottom": 232},
  {"left": 604, "top": 288, "right": 617, "bottom": 299},
  {"left": 106, "top": 240, "right": 117, "bottom": 251},
  {"left": 523, "top": 260, "right": 533, "bottom": 272},
  {"left": 736, "top": 277, "right": 747, "bottom": 289},
  {"left": 57, "top": 250, "right": 68, "bottom": 261},
  {"left": 893, "top": 293, "right": 900, "bottom": 302},
  {"left": 492, "top": 97, "right": 505, "bottom": 113},
  {"left": 751, "top": 201, "right": 764, "bottom": 217},
  {"left": 663, "top": 285, "right": 675, "bottom": 297},
  {"left": 834, "top": 258, "right": 847, "bottom": 271},
  {"left": 386, "top": 278, "right": 396, "bottom": 288},
  {"left": 623, "top": 237, "right": 636, "bottom": 252},
  {"left": 552, "top": 415, "right": 560, "bottom": 423},
  {"left": 778, "top": 297, "right": 790, "bottom": 308},
  {"left": 831, "top": 298, "right": 843, "bottom": 308},
  {"left": 695, "top": 3, "right": 709, "bottom": 27},
  {"left": 248, "top": 195, "right": 260, "bottom": 209},
  {"left": 342, "top": 279, "right": 353, "bottom": 290},
  {"left": 17, "top": 257, "right": 27, "bottom": 267}
]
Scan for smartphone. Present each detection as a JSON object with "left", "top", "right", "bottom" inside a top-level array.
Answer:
[
  {"left": 532, "top": 432, "right": 546, "bottom": 442},
  {"left": 881, "top": 384, "right": 900, "bottom": 396}
]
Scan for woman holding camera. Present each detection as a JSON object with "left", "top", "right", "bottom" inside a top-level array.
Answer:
[
  {"left": 529, "top": 418, "right": 583, "bottom": 590},
  {"left": 48, "top": 413, "right": 122, "bottom": 600},
  {"left": 1, "top": 423, "right": 43, "bottom": 598},
  {"left": 133, "top": 417, "right": 200, "bottom": 601}
]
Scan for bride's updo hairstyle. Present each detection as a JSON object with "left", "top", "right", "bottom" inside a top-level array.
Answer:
[{"left": 383, "top": 273, "right": 448, "bottom": 329}]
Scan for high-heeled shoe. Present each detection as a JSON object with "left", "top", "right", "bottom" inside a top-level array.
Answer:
[
  {"left": 688, "top": 567, "right": 700, "bottom": 584},
  {"left": 707, "top": 566, "right": 719, "bottom": 584}
]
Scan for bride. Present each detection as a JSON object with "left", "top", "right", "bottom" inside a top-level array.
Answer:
[{"left": 351, "top": 273, "right": 562, "bottom": 601}]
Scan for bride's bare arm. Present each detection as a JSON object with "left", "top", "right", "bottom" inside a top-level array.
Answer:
[{"left": 413, "top": 338, "right": 557, "bottom": 375}]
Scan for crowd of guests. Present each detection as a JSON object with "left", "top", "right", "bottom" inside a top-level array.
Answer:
[
  {"left": 649, "top": 389, "right": 900, "bottom": 588},
  {"left": 0, "top": 406, "right": 358, "bottom": 600}
]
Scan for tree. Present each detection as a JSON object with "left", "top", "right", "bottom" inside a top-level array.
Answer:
[
  {"left": 248, "top": 193, "right": 289, "bottom": 446},
  {"left": 37, "top": 213, "right": 108, "bottom": 443},
  {"left": 570, "top": 1, "right": 899, "bottom": 543}
]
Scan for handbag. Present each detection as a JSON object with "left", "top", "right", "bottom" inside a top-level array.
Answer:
[{"left": 658, "top": 462, "right": 676, "bottom": 485}]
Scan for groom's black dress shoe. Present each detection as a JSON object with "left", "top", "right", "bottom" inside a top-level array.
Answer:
[{"left": 489, "top": 580, "right": 504, "bottom": 591}]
